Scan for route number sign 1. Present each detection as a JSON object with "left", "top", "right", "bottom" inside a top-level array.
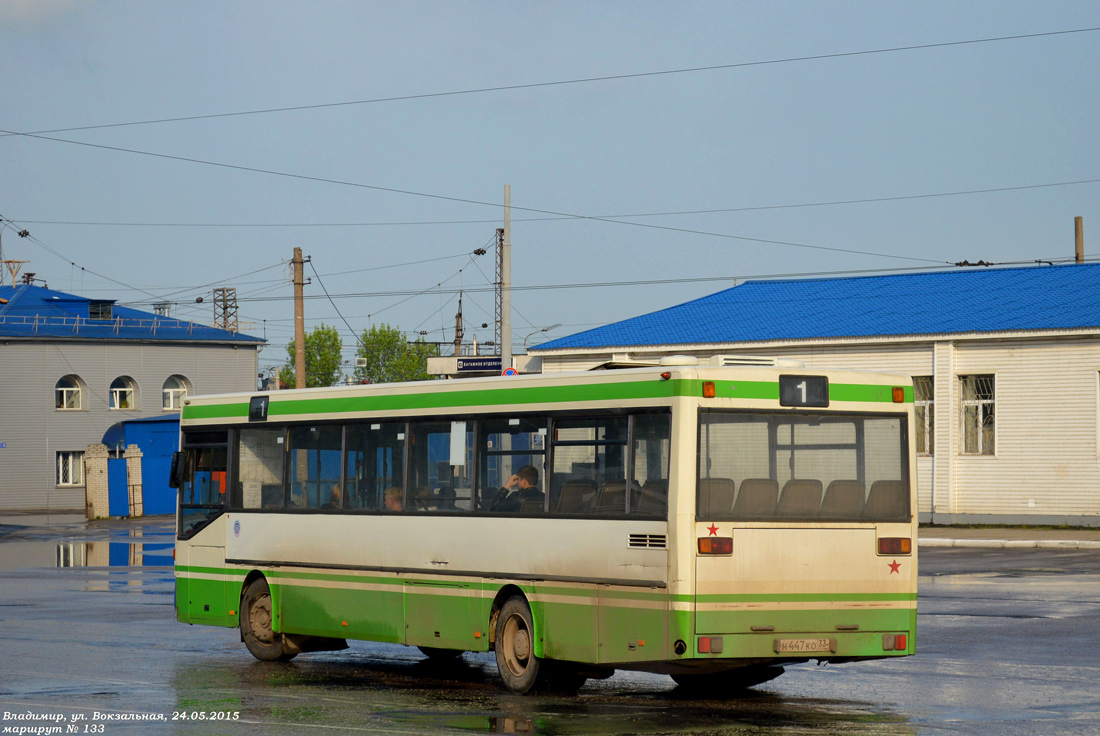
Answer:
[{"left": 779, "top": 375, "right": 829, "bottom": 407}]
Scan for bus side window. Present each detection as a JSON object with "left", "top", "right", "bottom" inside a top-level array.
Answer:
[
  {"left": 629, "top": 413, "right": 671, "bottom": 517},
  {"left": 346, "top": 422, "right": 405, "bottom": 511},
  {"left": 287, "top": 426, "right": 343, "bottom": 510},
  {"left": 550, "top": 416, "right": 627, "bottom": 517},
  {"left": 234, "top": 428, "right": 285, "bottom": 510},
  {"left": 407, "top": 421, "right": 474, "bottom": 513},
  {"left": 478, "top": 417, "right": 548, "bottom": 514}
]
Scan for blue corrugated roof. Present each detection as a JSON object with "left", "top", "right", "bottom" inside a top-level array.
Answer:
[
  {"left": 535, "top": 264, "right": 1100, "bottom": 351},
  {"left": 0, "top": 285, "right": 264, "bottom": 344}
]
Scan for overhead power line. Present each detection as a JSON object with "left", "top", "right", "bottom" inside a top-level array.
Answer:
[
  {"left": 3, "top": 26, "right": 1097, "bottom": 136},
  {"left": 233, "top": 257, "right": 1088, "bottom": 303},
  {"left": 15, "top": 175, "right": 1100, "bottom": 230},
  {"left": 0, "top": 128, "right": 950, "bottom": 265}
]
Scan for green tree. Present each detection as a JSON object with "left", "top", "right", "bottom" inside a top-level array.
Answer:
[
  {"left": 355, "top": 323, "right": 439, "bottom": 384},
  {"left": 282, "top": 323, "right": 344, "bottom": 388}
]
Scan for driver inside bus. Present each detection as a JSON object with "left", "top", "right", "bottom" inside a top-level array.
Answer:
[{"left": 489, "top": 465, "right": 544, "bottom": 513}]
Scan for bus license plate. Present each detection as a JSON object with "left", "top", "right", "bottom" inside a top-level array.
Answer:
[{"left": 773, "top": 638, "right": 836, "bottom": 654}]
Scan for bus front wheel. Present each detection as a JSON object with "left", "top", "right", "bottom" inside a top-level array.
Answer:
[
  {"left": 494, "top": 596, "right": 542, "bottom": 693},
  {"left": 240, "top": 578, "right": 296, "bottom": 662}
]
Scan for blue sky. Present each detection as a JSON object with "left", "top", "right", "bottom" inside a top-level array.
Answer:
[{"left": 2, "top": 1, "right": 1098, "bottom": 376}]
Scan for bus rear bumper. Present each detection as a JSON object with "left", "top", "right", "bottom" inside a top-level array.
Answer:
[{"left": 688, "top": 631, "right": 914, "bottom": 660}]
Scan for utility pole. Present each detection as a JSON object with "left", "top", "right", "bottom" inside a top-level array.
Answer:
[
  {"left": 2, "top": 260, "right": 28, "bottom": 287},
  {"left": 293, "top": 248, "right": 307, "bottom": 389},
  {"left": 1076, "top": 216, "right": 1085, "bottom": 264},
  {"left": 454, "top": 291, "right": 464, "bottom": 356},
  {"left": 501, "top": 185, "right": 512, "bottom": 371}
]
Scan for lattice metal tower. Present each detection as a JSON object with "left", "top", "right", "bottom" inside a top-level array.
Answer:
[
  {"left": 494, "top": 227, "right": 504, "bottom": 349},
  {"left": 212, "top": 288, "right": 239, "bottom": 332}
]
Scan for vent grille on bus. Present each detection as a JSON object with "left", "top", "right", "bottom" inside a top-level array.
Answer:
[
  {"left": 628, "top": 534, "right": 667, "bottom": 549},
  {"left": 708, "top": 355, "right": 805, "bottom": 368}
]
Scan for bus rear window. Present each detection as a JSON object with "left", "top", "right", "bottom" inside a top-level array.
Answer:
[{"left": 697, "top": 411, "right": 910, "bottom": 522}]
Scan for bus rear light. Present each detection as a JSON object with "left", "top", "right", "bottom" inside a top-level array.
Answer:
[
  {"left": 878, "top": 537, "right": 912, "bottom": 555},
  {"left": 702, "top": 381, "right": 716, "bottom": 398},
  {"left": 892, "top": 386, "right": 905, "bottom": 403},
  {"left": 698, "top": 537, "right": 733, "bottom": 555},
  {"left": 883, "top": 633, "right": 908, "bottom": 651},
  {"left": 660, "top": 372, "right": 672, "bottom": 380},
  {"left": 697, "top": 636, "right": 723, "bottom": 654}
]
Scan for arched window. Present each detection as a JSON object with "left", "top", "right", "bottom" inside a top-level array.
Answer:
[
  {"left": 162, "top": 375, "right": 191, "bottom": 410},
  {"left": 55, "top": 375, "right": 84, "bottom": 410},
  {"left": 109, "top": 377, "right": 137, "bottom": 410}
]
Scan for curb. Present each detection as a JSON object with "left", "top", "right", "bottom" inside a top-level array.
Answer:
[{"left": 919, "top": 538, "right": 1100, "bottom": 550}]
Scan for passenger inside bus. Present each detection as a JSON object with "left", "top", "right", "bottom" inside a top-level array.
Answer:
[
  {"left": 489, "top": 465, "right": 544, "bottom": 513},
  {"left": 383, "top": 486, "right": 403, "bottom": 511},
  {"left": 412, "top": 486, "right": 436, "bottom": 511},
  {"left": 321, "top": 485, "right": 342, "bottom": 510}
]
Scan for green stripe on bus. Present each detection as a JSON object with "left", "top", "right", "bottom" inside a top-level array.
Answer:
[
  {"left": 713, "top": 381, "right": 912, "bottom": 404},
  {"left": 182, "top": 377, "right": 911, "bottom": 420},
  {"left": 694, "top": 592, "right": 917, "bottom": 604},
  {"left": 182, "top": 379, "right": 682, "bottom": 420},
  {"left": 176, "top": 565, "right": 247, "bottom": 577}
]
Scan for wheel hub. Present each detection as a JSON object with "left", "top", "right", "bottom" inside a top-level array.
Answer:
[{"left": 249, "top": 594, "right": 274, "bottom": 644}]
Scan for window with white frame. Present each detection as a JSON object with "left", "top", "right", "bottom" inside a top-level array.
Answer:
[
  {"left": 109, "top": 376, "right": 137, "bottom": 410},
  {"left": 55, "top": 375, "right": 83, "bottom": 410},
  {"left": 56, "top": 451, "right": 84, "bottom": 486},
  {"left": 914, "top": 376, "right": 934, "bottom": 455},
  {"left": 960, "top": 374, "right": 995, "bottom": 455},
  {"left": 162, "top": 375, "right": 190, "bottom": 410}
]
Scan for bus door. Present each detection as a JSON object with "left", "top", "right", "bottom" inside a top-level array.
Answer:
[
  {"left": 694, "top": 411, "right": 914, "bottom": 644},
  {"left": 175, "top": 433, "right": 231, "bottom": 624}
]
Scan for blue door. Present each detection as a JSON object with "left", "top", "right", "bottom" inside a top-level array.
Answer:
[{"left": 107, "top": 457, "right": 129, "bottom": 517}]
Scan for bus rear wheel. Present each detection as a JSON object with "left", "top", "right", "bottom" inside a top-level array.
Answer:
[
  {"left": 494, "top": 596, "right": 542, "bottom": 693},
  {"left": 240, "top": 578, "right": 296, "bottom": 662}
]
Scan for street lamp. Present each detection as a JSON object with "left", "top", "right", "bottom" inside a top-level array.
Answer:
[{"left": 523, "top": 323, "right": 562, "bottom": 352}]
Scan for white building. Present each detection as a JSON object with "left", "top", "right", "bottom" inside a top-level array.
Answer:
[{"left": 530, "top": 264, "right": 1100, "bottom": 526}]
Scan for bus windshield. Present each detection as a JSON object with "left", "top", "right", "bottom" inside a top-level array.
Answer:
[{"left": 697, "top": 411, "right": 910, "bottom": 522}]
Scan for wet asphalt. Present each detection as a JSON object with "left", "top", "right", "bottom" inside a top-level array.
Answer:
[{"left": 0, "top": 516, "right": 1097, "bottom": 735}]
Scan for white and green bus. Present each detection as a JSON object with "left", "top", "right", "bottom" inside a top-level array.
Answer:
[{"left": 173, "top": 357, "right": 917, "bottom": 693}]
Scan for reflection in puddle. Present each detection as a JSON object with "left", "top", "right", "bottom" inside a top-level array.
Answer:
[{"left": 56, "top": 540, "right": 173, "bottom": 567}]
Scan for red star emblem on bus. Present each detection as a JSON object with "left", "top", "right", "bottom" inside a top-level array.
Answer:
[
  {"left": 707, "top": 524, "right": 719, "bottom": 536},
  {"left": 888, "top": 560, "right": 901, "bottom": 574}
]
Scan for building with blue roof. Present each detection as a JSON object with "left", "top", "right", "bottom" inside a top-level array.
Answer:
[
  {"left": 531, "top": 264, "right": 1100, "bottom": 526},
  {"left": 0, "top": 283, "right": 264, "bottom": 512}
]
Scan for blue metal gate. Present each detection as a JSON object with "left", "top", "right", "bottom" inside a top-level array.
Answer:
[{"left": 107, "top": 457, "right": 129, "bottom": 517}]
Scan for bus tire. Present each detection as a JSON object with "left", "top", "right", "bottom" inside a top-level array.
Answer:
[
  {"left": 670, "top": 665, "right": 784, "bottom": 691},
  {"left": 494, "top": 596, "right": 542, "bottom": 693},
  {"left": 417, "top": 646, "right": 463, "bottom": 660},
  {"left": 240, "top": 578, "right": 296, "bottom": 662}
]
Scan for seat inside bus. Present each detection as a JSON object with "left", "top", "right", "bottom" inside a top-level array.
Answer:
[
  {"left": 863, "top": 480, "right": 909, "bottom": 519},
  {"left": 697, "top": 477, "right": 736, "bottom": 517},
  {"left": 776, "top": 479, "right": 824, "bottom": 517},
  {"left": 731, "top": 478, "right": 779, "bottom": 517},
  {"left": 554, "top": 480, "right": 596, "bottom": 514},
  {"left": 820, "top": 480, "right": 866, "bottom": 517}
]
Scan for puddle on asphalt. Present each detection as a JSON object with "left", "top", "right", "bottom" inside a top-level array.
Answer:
[
  {"left": 55, "top": 539, "right": 173, "bottom": 567},
  {"left": 0, "top": 526, "right": 174, "bottom": 570}
]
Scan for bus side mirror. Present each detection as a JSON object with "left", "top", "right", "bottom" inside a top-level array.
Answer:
[{"left": 168, "top": 451, "right": 183, "bottom": 489}]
